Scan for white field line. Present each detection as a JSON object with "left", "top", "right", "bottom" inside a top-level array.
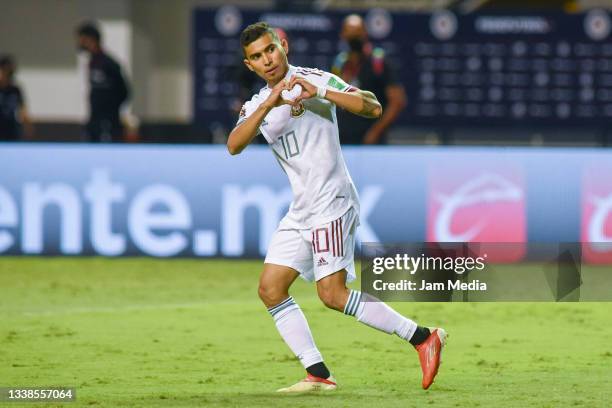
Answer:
[{"left": 6, "top": 300, "right": 267, "bottom": 317}]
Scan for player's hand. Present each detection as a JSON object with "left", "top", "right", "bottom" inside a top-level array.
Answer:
[
  {"left": 262, "top": 79, "right": 293, "bottom": 109},
  {"left": 288, "top": 76, "right": 317, "bottom": 105}
]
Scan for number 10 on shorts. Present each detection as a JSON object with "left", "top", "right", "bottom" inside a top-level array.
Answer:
[{"left": 312, "top": 219, "right": 344, "bottom": 257}]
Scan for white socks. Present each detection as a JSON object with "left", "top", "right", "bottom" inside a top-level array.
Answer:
[
  {"left": 267, "top": 291, "right": 418, "bottom": 370},
  {"left": 344, "top": 289, "right": 418, "bottom": 342},
  {"left": 268, "top": 296, "right": 323, "bottom": 369}
]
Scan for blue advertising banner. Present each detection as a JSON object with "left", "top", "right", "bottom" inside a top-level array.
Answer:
[{"left": 1, "top": 144, "right": 611, "bottom": 261}]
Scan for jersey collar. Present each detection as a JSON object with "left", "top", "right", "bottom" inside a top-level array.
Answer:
[{"left": 265, "top": 64, "right": 295, "bottom": 91}]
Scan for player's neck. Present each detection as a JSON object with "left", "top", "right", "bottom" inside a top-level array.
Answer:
[{"left": 266, "top": 64, "right": 289, "bottom": 88}]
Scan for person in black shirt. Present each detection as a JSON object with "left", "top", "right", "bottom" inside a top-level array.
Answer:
[
  {"left": 76, "top": 22, "right": 130, "bottom": 142},
  {"left": 332, "top": 15, "right": 406, "bottom": 144},
  {"left": 0, "top": 55, "right": 33, "bottom": 141}
]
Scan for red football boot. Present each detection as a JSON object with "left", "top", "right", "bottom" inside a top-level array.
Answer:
[{"left": 415, "top": 328, "right": 448, "bottom": 389}]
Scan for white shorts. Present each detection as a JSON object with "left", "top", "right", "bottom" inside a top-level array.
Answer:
[{"left": 265, "top": 208, "right": 359, "bottom": 282}]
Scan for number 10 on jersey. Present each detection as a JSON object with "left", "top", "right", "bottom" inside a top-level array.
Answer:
[{"left": 279, "top": 131, "right": 300, "bottom": 159}]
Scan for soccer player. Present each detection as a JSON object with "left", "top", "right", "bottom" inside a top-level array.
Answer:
[{"left": 228, "top": 22, "right": 447, "bottom": 392}]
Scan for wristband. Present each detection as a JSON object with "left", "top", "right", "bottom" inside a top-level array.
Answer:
[{"left": 316, "top": 86, "right": 327, "bottom": 99}]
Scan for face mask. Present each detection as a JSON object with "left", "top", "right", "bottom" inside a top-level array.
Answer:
[{"left": 347, "top": 38, "right": 364, "bottom": 53}]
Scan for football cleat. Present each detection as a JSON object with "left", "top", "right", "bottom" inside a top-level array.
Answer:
[
  {"left": 276, "top": 373, "right": 337, "bottom": 393},
  {"left": 415, "top": 328, "right": 448, "bottom": 390}
]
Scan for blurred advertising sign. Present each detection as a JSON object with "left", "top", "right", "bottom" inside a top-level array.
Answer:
[
  {"left": 0, "top": 144, "right": 606, "bottom": 263},
  {"left": 193, "top": 7, "right": 612, "bottom": 133},
  {"left": 426, "top": 162, "right": 526, "bottom": 262},
  {"left": 582, "top": 164, "right": 612, "bottom": 263}
]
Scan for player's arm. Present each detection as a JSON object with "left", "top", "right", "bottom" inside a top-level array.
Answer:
[
  {"left": 227, "top": 80, "right": 291, "bottom": 155},
  {"left": 288, "top": 75, "right": 382, "bottom": 119},
  {"left": 227, "top": 104, "right": 270, "bottom": 155}
]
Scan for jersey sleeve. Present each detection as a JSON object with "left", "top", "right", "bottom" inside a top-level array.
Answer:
[
  {"left": 322, "top": 72, "right": 354, "bottom": 93},
  {"left": 294, "top": 68, "right": 354, "bottom": 93},
  {"left": 235, "top": 99, "right": 255, "bottom": 127},
  {"left": 234, "top": 95, "right": 277, "bottom": 144},
  {"left": 235, "top": 96, "right": 264, "bottom": 133}
]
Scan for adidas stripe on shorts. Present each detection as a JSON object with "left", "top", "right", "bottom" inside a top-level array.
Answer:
[{"left": 264, "top": 208, "right": 358, "bottom": 282}]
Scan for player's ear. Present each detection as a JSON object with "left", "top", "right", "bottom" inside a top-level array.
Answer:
[
  {"left": 281, "top": 38, "right": 289, "bottom": 55},
  {"left": 243, "top": 58, "right": 254, "bottom": 72}
]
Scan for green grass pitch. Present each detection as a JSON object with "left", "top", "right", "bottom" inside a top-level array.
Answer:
[{"left": 1, "top": 257, "right": 611, "bottom": 407}]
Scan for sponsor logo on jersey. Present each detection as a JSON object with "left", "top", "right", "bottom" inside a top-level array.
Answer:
[
  {"left": 581, "top": 164, "right": 612, "bottom": 263},
  {"left": 427, "top": 165, "right": 526, "bottom": 262},
  {"left": 327, "top": 76, "right": 347, "bottom": 91},
  {"left": 291, "top": 102, "right": 305, "bottom": 117}
]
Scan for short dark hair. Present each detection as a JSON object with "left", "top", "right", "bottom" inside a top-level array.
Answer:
[
  {"left": 77, "top": 22, "right": 101, "bottom": 43},
  {"left": 240, "top": 22, "right": 279, "bottom": 49},
  {"left": 0, "top": 54, "right": 15, "bottom": 69},
  {"left": 0, "top": 55, "right": 16, "bottom": 78}
]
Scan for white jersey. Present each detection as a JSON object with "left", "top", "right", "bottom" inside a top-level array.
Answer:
[{"left": 236, "top": 65, "right": 360, "bottom": 229}]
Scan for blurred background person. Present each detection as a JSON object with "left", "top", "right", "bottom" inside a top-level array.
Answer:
[
  {"left": 0, "top": 55, "right": 33, "bottom": 141},
  {"left": 76, "top": 22, "right": 132, "bottom": 143},
  {"left": 332, "top": 14, "right": 406, "bottom": 145}
]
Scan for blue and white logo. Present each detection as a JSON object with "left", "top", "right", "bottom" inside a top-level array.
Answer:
[
  {"left": 430, "top": 11, "right": 458, "bottom": 41},
  {"left": 584, "top": 9, "right": 611, "bottom": 41},
  {"left": 215, "top": 5, "right": 242, "bottom": 37},
  {"left": 366, "top": 8, "right": 393, "bottom": 39}
]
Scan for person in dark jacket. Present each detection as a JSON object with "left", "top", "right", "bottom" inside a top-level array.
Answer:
[
  {"left": 76, "top": 22, "right": 130, "bottom": 142},
  {"left": 0, "top": 55, "right": 33, "bottom": 141},
  {"left": 332, "top": 15, "right": 406, "bottom": 144}
]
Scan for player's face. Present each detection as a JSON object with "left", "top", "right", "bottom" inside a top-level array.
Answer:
[{"left": 243, "top": 33, "right": 289, "bottom": 85}]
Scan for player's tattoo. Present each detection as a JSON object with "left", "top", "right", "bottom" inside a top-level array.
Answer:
[{"left": 357, "top": 90, "right": 381, "bottom": 118}]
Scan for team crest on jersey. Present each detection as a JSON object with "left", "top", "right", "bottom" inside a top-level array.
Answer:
[{"left": 291, "top": 101, "right": 305, "bottom": 117}]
